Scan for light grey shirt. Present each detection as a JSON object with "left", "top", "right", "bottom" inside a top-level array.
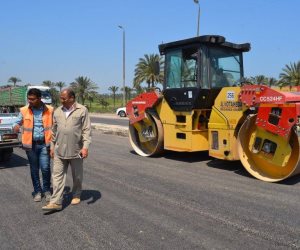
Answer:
[
  {"left": 14, "top": 104, "right": 45, "bottom": 141},
  {"left": 62, "top": 103, "right": 75, "bottom": 118},
  {"left": 51, "top": 102, "right": 91, "bottom": 159}
]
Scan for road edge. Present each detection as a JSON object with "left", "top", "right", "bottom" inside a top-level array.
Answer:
[{"left": 92, "top": 123, "right": 128, "bottom": 137}]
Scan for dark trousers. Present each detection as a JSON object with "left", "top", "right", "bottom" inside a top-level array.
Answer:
[{"left": 26, "top": 143, "right": 51, "bottom": 194}]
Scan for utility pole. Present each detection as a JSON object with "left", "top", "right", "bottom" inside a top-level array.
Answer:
[
  {"left": 194, "top": 0, "right": 200, "bottom": 36},
  {"left": 118, "top": 25, "right": 126, "bottom": 106}
]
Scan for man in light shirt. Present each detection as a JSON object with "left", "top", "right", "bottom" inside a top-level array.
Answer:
[{"left": 42, "top": 88, "right": 91, "bottom": 211}]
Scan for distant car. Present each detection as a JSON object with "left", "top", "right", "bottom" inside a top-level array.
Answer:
[{"left": 116, "top": 107, "right": 127, "bottom": 117}]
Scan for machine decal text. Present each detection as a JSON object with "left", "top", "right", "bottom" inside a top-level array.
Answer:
[
  {"left": 220, "top": 101, "right": 242, "bottom": 111},
  {"left": 259, "top": 96, "right": 283, "bottom": 102},
  {"left": 227, "top": 91, "right": 235, "bottom": 101}
]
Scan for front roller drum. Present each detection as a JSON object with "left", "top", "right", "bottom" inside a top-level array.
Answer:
[
  {"left": 129, "top": 111, "right": 164, "bottom": 157},
  {"left": 237, "top": 115, "right": 300, "bottom": 182}
]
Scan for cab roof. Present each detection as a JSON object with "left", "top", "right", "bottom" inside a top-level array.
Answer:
[{"left": 158, "top": 35, "right": 251, "bottom": 55}]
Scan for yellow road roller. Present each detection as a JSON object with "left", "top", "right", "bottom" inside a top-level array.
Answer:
[{"left": 126, "top": 35, "right": 300, "bottom": 182}]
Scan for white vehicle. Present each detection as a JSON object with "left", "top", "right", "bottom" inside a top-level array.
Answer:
[
  {"left": 0, "top": 113, "right": 21, "bottom": 162},
  {"left": 116, "top": 107, "right": 127, "bottom": 117}
]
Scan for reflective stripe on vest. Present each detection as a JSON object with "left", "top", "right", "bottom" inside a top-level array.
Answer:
[{"left": 20, "top": 105, "right": 53, "bottom": 149}]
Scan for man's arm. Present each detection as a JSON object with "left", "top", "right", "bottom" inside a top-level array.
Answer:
[
  {"left": 50, "top": 113, "right": 57, "bottom": 158},
  {"left": 80, "top": 108, "right": 91, "bottom": 158},
  {"left": 13, "top": 112, "right": 24, "bottom": 133}
]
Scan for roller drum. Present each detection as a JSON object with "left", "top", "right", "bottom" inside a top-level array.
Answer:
[
  {"left": 129, "top": 112, "right": 164, "bottom": 157},
  {"left": 238, "top": 115, "right": 300, "bottom": 182}
]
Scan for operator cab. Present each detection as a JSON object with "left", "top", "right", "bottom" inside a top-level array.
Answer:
[{"left": 159, "top": 35, "right": 250, "bottom": 111}]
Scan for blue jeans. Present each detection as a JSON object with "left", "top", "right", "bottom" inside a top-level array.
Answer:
[{"left": 26, "top": 144, "right": 51, "bottom": 194}]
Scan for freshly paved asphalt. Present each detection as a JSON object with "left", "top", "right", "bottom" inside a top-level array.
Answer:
[
  {"left": 90, "top": 113, "right": 128, "bottom": 127},
  {"left": 1, "top": 130, "right": 300, "bottom": 249}
]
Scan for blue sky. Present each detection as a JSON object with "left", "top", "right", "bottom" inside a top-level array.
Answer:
[{"left": 0, "top": 0, "right": 299, "bottom": 93}]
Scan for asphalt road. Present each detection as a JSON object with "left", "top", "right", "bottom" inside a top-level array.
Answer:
[
  {"left": 1, "top": 131, "right": 300, "bottom": 249},
  {"left": 90, "top": 114, "right": 128, "bottom": 127}
]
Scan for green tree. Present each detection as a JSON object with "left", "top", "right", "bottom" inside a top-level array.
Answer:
[
  {"left": 122, "top": 86, "right": 132, "bottom": 103},
  {"left": 55, "top": 81, "right": 66, "bottom": 92},
  {"left": 50, "top": 88, "right": 59, "bottom": 106},
  {"left": 8, "top": 77, "right": 21, "bottom": 87},
  {"left": 42, "top": 80, "right": 54, "bottom": 88},
  {"left": 42, "top": 80, "right": 59, "bottom": 106},
  {"left": 98, "top": 98, "right": 109, "bottom": 109},
  {"left": 85, "top": 90, "right": 98, "bottom": 109},
  {"left": 267, "top": 77, "right": 277, "bottom": 87},
  {"left": 250, "top": 75, "right": 268, "bottom": 85},
  {"left": 242, "top": 77, "right": 254, "bottom": 85},
  {"left": 108, "top": 86, "right": 119, "bottom": 108},
  {"left": 134, "top": 85, "right": 146, "bottom": 95},
  {"left": 133, "top": 54, "right": 164, "bottom": 90},
  {"left": 71, "top": 76, "right": 98, "bottom": 105},
  {"left": 279, "top": 61, "right": 300, "bottom": 88}
]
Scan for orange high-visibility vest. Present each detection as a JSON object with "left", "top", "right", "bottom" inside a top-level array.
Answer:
[{"left": 20, "top": 105, "right": 53, "bottom": 149}]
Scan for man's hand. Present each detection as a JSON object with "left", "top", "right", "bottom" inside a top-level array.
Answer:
[
  {"left": 80, "top": 148, "right": 88, "bottom": 159},
  {"left": 13, "top": 124, "right": 20, "bottom": 133},
  {"left": 50, "top": 149, "right": 54, "bottom": 159}
]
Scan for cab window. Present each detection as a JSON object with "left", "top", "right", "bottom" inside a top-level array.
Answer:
[
  {"left": 165, "top": 47, "right": 198, "bottom": 89},
  {"left": 208, "top": 47, "right": 242, "bottom": 88}
]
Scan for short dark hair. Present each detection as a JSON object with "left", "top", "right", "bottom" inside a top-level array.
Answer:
[
  {"left": 27, "top": 88, "right": 41, "bottom": 98},
  {"left": 62, "top": 88, "right": 76, "bottom": 99}
]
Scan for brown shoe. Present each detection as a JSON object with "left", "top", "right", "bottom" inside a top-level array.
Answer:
[
  {"left": 71, "top": 198, "right": 81, "bottom": 205},
  {"left": 42, "top": 203, "right": 62, "bottom": 211}
]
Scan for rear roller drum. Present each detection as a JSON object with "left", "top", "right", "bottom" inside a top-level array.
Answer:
[
  {"left": 129, "top": 112, "right": 164, "bottom": 157},
  {"left": 237, "top": 115, "right": 300, "bottom": 182}
]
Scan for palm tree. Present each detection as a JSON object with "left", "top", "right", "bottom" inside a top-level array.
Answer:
[
  {"left": 55, "top": 81, "right": 66, "bottom": 92},
  {"left": 50, "top": 88, "right": 59, "bottom": 106},
  {"left": 69, "top": 81, "right": 79, "bottom": 102},
  {"left": 42, "top": 80, "right": 59, "bottom": 105},
  {"left": 108, "top": 86, "right": 119, "bottom": 108},
  {"left": 133, "top": 54, "right": 164, "bottom": 90},
  {"left": 98, "top": 97, "right": 109, "bottom": 109},
  {"left": 134, "top": 85, "right": 145, "bottom": 95},
  {"left": 250, "top": 75, "right": 268, "bottom": 85},
  {"left": 72, "top": 76, "right": 98, "bottom": 105},
  {"left": 268, "top": 77, "right": 277, "bottom": 87},
  {"left": 8, "top": 77, "right": 21, "bottom": 87},
  {"left": 123, "top": 86, "right": 132, "bottom": 103},
  {"left": 85, "top": 90, "right": 98, "bottom": 109},
  {"left": 42, "top": 80, "right": 54, "bottom": 88},
  {"left": 279, "top": 61, "right": 300, "bottom": 88},
  {"left": 241, "top": 77, "right": 253, "bottom": 85}
]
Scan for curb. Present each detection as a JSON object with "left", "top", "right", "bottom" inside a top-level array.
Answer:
[{"left": 91, "top": 123, "right": 128, "bottom": 137}]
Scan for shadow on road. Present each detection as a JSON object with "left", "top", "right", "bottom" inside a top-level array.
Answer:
[
  {"left": 207, "top": 159, "right": 251, "bottom": 178},
  {"left": 207, "top": 159, "right": 300, "bottom": 185},
  {"left": 130, "top": 150, "right": 212, "bottom": 162},
  {"left": 278, "top": 174, "right": 300, "bottom": 185},
  {"left": 62, "top": 186, "right": 102, "bottom": 206},
  {"left": 164, "top": 151, "right": 251, "bottom": 179},
  {"left": 0, "top": 154, "right": 28, "bottom": 169},
  {"left": 164, "top": 150, "right": 212, "bottom": 163},
  {"left": 43, "top": 187, "right": 102, "bottom": 215},
  {"left": 130, "top": 149, "right": 300, "bottom": 185},
  {"left": 81, "top": 189, "right": 102, "bottom": 204}
]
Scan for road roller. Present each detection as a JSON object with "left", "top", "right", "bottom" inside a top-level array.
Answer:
[{"left": 126, "top": 35, "right": 300, "bottom": 182}]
